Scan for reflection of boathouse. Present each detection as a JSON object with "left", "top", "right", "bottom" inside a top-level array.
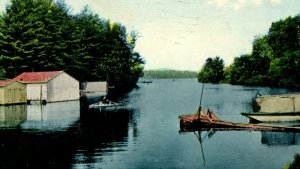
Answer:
[
  {"left": 21, "top": 100, "right": 80, "bottom": 132},
  {"left": 14, "top": 71, "right": 80, "bottom": 103},
  {"left": 0, "top": 80, "right": 27, "bottom": 105},
  {"left": 261, "top": 131, "right": 300, "bottom": 146},
  {"left": 0, "top": 105, "right": 27, "bottom": 128}
]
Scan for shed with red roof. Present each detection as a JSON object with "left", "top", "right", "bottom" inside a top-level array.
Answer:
[
  {"left": 14, "top": 71, "right": 79, "bottom": 103},
  {"left": 0, "top": 80, "right": 27, "bottom": 105}
]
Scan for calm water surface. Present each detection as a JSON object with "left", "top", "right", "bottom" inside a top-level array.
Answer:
[{"left": 0, "top": 79, "right": 300, "bottom": 169}]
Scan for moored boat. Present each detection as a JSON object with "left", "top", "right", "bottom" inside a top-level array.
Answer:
[
  {"left": 89, "top": 99, "right": 124, "bottom": 109},
  {"left": 179, "top": 109, "right": 300, "bottom": 132},
  {"left": 241, "top": 112, "right": 300, "bottom": 123}
]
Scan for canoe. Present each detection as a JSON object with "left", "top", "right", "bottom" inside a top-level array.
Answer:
[{"left": 241, "top": 112, "right": 300, "bottom": 123}]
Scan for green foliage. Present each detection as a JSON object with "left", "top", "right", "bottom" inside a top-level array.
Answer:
[
  {"left": 268, "top": 16, "right": 300, "bottom": 59},
  {"left": 0, "top": 0, "right": 144, "bottom": 93},
  {"left": 282, "top": 154, "right": 300, "bottom": 169},
  {"left": 229, "top": 53, "right": 270, "bottom": 86},
  {"left": 198, "top": 56, "right": 224, "bottom": 83},
  {"left": 198, "top": 14, "right": 300, "bottom": 88},
  {"left": 225, "top": 14, "right": 300, "bottom": 88},
  {"left": 221, "top": 66, "right": 232, "bottom": 83},
  {"left": 143, "top": 69, "right": 197, "bottom": 79},
  {"left": 269, "top": 51, "right": 300, "bottom": 88}
]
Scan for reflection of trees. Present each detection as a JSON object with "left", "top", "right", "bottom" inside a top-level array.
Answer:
[
  {"left": 282, "top": 154, "right": 300, "bottom": 169},
  {"left": 75, "top": 107, "right": 137, "bottom": 164},
  {"left": 0, "top": 129, "right": 77, "bottom": 169}
]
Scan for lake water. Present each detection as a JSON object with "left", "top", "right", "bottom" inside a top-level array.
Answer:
[{"left": 1, "top": 79, "right": 300, "bottom": 169}]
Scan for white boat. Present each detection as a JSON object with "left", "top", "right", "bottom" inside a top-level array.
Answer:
[
  {"left": 241, "top": 112, "right": 300, "bottom": 123},
  {"left": 89, "top": 100, "right": 124, "bottom": 109}
]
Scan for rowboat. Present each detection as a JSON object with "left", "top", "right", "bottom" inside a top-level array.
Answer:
[
  {"left": 89, "top": 100, "right": 124, "bottom": 109},
  {"left": 241, "top": 112, "right": 300, "bottom": 123}
]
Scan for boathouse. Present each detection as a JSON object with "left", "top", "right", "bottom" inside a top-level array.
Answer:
[
  {"left": 14, "top": 71, "right": 79, "bottom": 103},
  {"left": 81, "top": 81, "right": 107, "bottom": 97},
  {"left": 0, "top": 80, "right": 27, "bottom": 105}
]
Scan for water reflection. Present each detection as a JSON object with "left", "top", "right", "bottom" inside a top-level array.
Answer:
[
  {"left": 0, "top": 105, "right": 27, "bottom": 129},
  {"left": 190, "top": 130, "right": 218, "bottom": 167},
  {"left": 1, "top": 79, "right": 299, "bottom": 169},
  {"left": 261, "top": 131, "right": 300, "bottom": 146},
  {"left": 0, "top": 96, "right": 138, "bottom": 168},
  {"left": 20, "top": 101, "right": 80, "bottom": 132},
  {"left": 0, "top": 101, "right": 80, "bottom": 169},
  {"left": 0, "top": 127, "right": 77, "bottom": 169},
  {"left": 74, "top": 106, "right": 136, "bottom": 167},
  {"left": 193, "top": 129, "right": 300, "bottom": 147}
]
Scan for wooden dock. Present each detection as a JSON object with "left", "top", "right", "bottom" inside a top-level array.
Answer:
[{"left": 179, "top": 110, "right": 300, "bottom": 132}]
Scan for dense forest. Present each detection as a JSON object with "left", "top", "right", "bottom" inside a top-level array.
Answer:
[
  {"left": 143, "top": 69, "right": 197, "bottom": 79},
  {"left": 0, "top": 0, "right": 144, "bottom": 93},
  {"left": 198, "top": 14, "right": 300, "bottom": 89}
]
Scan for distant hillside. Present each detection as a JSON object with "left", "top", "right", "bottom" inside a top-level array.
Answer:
[{"left": 143, "top": 69, "right": 197, "bottom": 79}]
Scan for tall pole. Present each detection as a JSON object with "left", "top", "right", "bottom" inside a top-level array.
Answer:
[
  {"left": 199, "top": 83, "right": 205, "bottom": 108},
  {"left": 195, "top": 83, "right": 205, "bottom": 120},
  {"left": 198, "top": 83, "right": 205, "bottom": 119},
  {"left": 40, "top": 85, "right": 42, "bottom": 104}
]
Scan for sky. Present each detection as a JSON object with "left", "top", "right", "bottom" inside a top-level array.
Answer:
[{"left": 0, "top": 0, "right": 300, "bottom": 71}]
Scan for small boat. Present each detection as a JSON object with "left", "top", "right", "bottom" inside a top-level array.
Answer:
[
  {"left": 140, "top": 80, "right": 152, "bottom": 84},
  {"left": 179, "top": 109, "right": 300, "bottom": 132},
  {"left": 89, "top": 99, "right": 124, "bottom": 109},
  {"left": 241, "top": 112, "right": 300, "bottom": 123}
]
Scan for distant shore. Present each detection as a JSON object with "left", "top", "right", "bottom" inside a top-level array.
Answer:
[{"left": 143, "top": 69, "right": 197, "bottom": 79}]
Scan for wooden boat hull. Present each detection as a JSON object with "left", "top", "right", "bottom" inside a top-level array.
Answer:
[
  {"left": 241, "top": 112, "right": 300, "bottom": 123},
  {"left": 179, "top": 112, "right": 300, "bottom": 132}
]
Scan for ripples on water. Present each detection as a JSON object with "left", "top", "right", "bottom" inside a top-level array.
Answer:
[{"left": 0, "top": 79, "right": 299, "bottom": 169}]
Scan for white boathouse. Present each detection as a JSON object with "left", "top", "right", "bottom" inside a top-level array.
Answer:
[{"left": 14, "top": 71, "right": 79, "bottom": 103}]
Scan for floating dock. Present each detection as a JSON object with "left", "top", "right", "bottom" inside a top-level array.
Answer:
[{"left": 179, "top": 110, "right": 300, "bottom": 132}]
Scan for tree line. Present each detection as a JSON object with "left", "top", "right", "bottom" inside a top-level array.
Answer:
[
  {"left": 144, "top": 69, "right": 197, "bottom": 79},
  {"left": 0, "top": 0, "right": 144, "bottom": 93},
  {"left": 198, "top": 14, "right": 300, "bottom": 89}
]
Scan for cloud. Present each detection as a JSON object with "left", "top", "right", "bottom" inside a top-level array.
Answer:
[
  {"left": 208, "top": 0, "right": 229, "bottom": 7},
  {"left": 252, "top": 0, "right": 263, "bottom": 6},
  {"left": 208, "top": 0, "right": 281, "bottom": 10},
  {"left": 232, "top": 0, "right": 246, "bottom": 11},
  {"left": 208, "top": 0, "right": 249, "bottom": 10},
  {"left": 270, "top": 0, "right": 281, "bottom": 5}
]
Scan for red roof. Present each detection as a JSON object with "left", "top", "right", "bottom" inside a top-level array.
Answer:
[
  {"left": 14, "top": 71, "right": 63, "bottom": 83},
  {"left": 0, "top": 79, "right": 14, "bottom": 86}
]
